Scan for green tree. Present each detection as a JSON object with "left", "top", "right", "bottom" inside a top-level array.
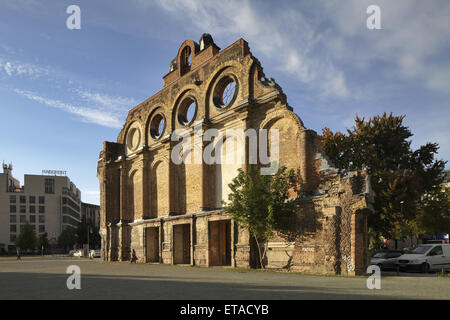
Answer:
[
  {"left": 37, "top": 232, "right": 49, "bottom": 253},
  {"left": 418, "top": 187, "right": 450, "bottom": 238},
  {"left": 223, "top": 165, "right": 297, "bottom": 269},
  {"left": 58, "top": 227, "right": 77, "bottom": 252},
  {"left": 15, "top": 222, "right": 37, "bottom": 251},
  {"left": 76, "top": 216, "right": 101, "bottom": 248},
  {"left": 322, "top": 113, "right": 446, "bottom": 246}
]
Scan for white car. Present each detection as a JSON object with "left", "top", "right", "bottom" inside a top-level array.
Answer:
[
  {"left": 73, "top": 249, "right": 83, "bottom": 257},
  {"left": 89, "top": 249, "right": 101, "bottom": 258},
  {"left": 396, "top": 244, "right": 450, "bottom": 273}
]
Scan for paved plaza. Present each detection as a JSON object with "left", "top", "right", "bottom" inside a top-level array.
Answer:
[{"left": 0, "top": 257, "right": 449, "bottom": 300}]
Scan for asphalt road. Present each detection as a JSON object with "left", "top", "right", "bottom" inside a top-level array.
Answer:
[{"left": 0, "top": 257, "right": 449, "bottom": 300}]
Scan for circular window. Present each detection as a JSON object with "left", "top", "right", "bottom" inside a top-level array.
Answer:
[
  {"left": 127, "top": 126, "right": 141, "bottom": 152},
  {"left": 150, "top": 113, "right": 165, "bottom": 140},
  {"left": 178, "top": 97, "right": 197, "bottom": 126},
  {"left": 213, "top": 75, "right": 238, "bottom": 109}
]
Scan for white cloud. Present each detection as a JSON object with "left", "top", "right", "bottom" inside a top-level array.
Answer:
[
  {"left": 148, "top": 0, "right": 450, "bottom": 97},
  {"left": 0, "top": 57, "right": 49, "bottom": 78},
  {"left": 14, "top": 89, "right": 123, "bottom": 128},
  {"left": 151, "top": 0, "right": 350, "bottom": 98},
  {"left": 1, "top": 56, "right": 136, "bottom": 129},
  {"left": 323, "top": 0, "right": 450, "bottom": 95},
  {"left": 77, "top": 90, "right": 138, "bottom": 112}
]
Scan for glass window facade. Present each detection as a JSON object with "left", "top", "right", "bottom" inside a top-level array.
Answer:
[{"left": 44, "top": 179, "right": 55, "bottom": 194}]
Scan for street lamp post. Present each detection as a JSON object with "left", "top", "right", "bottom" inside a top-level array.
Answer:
[
  {"left": 87, "top": 224, "right": 93, "bottom": 258},
  {"left": 397, "top": 201, "right": 405, "bottom": 250}
]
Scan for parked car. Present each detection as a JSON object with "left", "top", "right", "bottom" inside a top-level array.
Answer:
[
  {"left": 370, "top": 251, "right": 403, "bottom": 270},
  {"left": 396, "top": 244, "right": 450, "bottom": 273},
  {"left": 89, "top": 249, "right": 101, "bottom": 258},
  {"left": 73, "top": 249, "right": 83, "bottom": 257}
]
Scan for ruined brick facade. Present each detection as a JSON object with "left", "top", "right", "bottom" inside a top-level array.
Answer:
[{"left": 97, "top": 35, "right": 372, "bottom": 275}]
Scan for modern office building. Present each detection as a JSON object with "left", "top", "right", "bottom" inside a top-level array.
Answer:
[
  {"left": 0, "top": 163, "right": 82, "bottom": 253},
  {"left": 81, "top": 202, "right": 100, "bottom": 229}
]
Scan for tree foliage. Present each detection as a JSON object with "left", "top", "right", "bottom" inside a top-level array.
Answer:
[
  {"left": 76, "top": 216, "right": 101, "bottom": 248},
  {"left": 57, "top": 227, "right": 77, "bottom": 252},
  {"left": 37, "top": 232, "right": 49, "bottom": 252},
  {"left": 322, "top": 113, "right": 446, "bottom": 243},
  {"left": 418, "top": 187, "right": 450, "bottom": 237},
  {"left": 15, "top": 222, "right": 37, "bottom": 251},
  {"left": 223, "top": 164, "right": 297, "bottom": 268}
]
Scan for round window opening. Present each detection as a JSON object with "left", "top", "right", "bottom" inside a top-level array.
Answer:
[
  {"left": 127, "top": 127, "right": 141, "bottom": 151},
  {"left": 178, "top": 97, "right": 197, "bottom": 126},
  {"left": 150, "top": 114, "right": 165, "bottom": 139},
  {"left": 214, "top": 76, "right": 237, "bottom": 108}
]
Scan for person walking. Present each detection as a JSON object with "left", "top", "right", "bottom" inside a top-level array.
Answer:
[
  {"left": 16, "top": 248, "right": 21, "bottom": 260},
  {"left": 130, "top": 249, "right": 137, "bottom": 263}
]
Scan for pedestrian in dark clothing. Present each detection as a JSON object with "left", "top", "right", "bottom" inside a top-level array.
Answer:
[
  {"left": 130, "top": 249, "right": 137, "bottom": 263},
  {"left": 16, "top": 248, "right": 21, "bottom": 260}
]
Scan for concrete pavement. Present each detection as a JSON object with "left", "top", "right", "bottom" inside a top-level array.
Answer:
[{"left": 0, "top": 257, "right": 449, "bottom": 299}]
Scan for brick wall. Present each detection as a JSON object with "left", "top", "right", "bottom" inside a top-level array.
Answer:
[{"left": 97, "top": 35, "right": 371, "bottom": 274}]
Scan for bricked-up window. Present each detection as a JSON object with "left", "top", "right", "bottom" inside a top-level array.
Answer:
[
  {"left": 39, "top": 196, "right": 45, "bottom": 204},
  {"left": 9, "top": 195, "right": 16, "bottom": 203},
  {"left": 45, "top": 179, "right": 55, "bottom": 194}
]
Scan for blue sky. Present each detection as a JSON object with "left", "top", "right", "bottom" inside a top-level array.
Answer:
[{"left": 1, "top": 0, "right": 449, "bottom": 205}]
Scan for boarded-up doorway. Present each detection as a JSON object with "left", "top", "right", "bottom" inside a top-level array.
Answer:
[
  {"left": 209, "top": 220, "right": 231, "bottom": 266},
  {"left": 173, "top": 224, "right": 191, "bottom": 264},
  {"left": 145, "top": 227, "right": 159, "bottom": 263}
]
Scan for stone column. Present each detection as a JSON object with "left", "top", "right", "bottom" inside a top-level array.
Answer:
[
  {"left": 141, "top": 153, "right": 151, "bottom": 219},
  {"left": 322, "top": 206, "right": 342, "bottom": 274},
  {"left": 231, "top": 220, "right": 236, "bottom": 267},
  {"left": 299, "top": 129, "right": 315, "bottom": 192},
  {"left": 119, "top": 160, "right": 128, "bottom": 221},
  {"left": 351, "top": 210, "right": 368, "bottom": 275},
  {"left": 191, "top": 216, "right": 195, "bottom": 266},
  {"left": 195, "top": 121, "right": 210, "bottom": 211},
  {"left": 168, "top": 145, "right": 177, "bottom": 215}
]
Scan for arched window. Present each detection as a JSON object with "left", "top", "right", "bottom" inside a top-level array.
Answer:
[{"left": 180, "top": 46, "right": 192, "bottom": 76}]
